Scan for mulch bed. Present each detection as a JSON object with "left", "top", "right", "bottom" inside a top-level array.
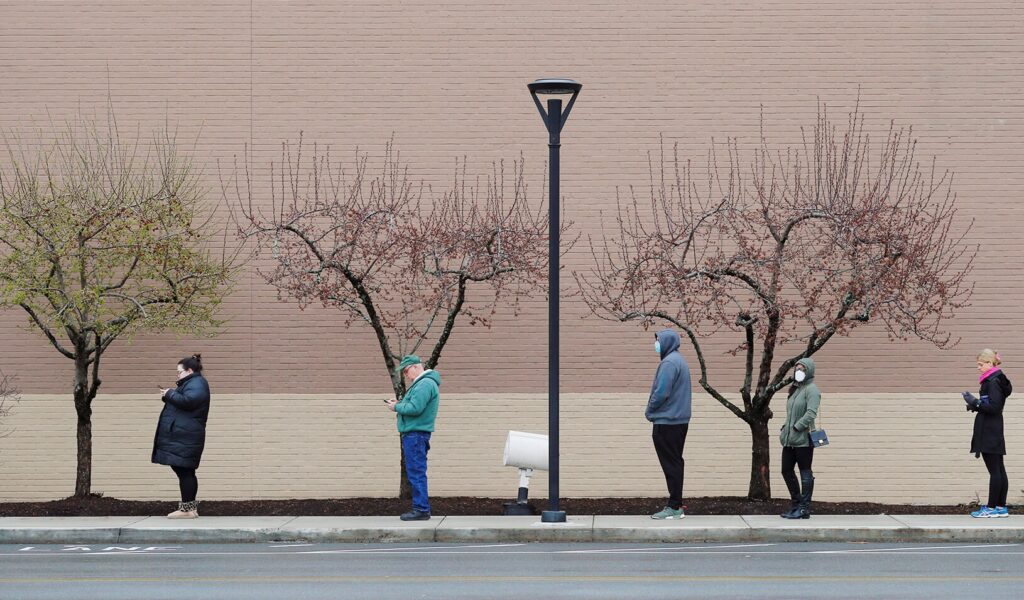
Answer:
[{"left": 0, "top": 495, "right": 976, "bottom": 517}]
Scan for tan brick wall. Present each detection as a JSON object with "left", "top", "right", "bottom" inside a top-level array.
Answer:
[
  {"left": 0, "top": 1, "right": 1022, "bottom": 502},
  {"left": 1, "top": 392, "right": 1020, "bottom": 505}
]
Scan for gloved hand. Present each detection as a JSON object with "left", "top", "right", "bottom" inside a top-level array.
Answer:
[{"left": 963, "top": 392, "right": 980, "bottom": 411}]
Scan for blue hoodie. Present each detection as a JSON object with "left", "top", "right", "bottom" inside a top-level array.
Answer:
[{"left": 646, "top": 329, "right": 692, "bottom": 424}]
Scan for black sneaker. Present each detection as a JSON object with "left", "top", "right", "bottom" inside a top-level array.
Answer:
[{"left": 400, "top": 509, "right": 431, "bottom": 521}]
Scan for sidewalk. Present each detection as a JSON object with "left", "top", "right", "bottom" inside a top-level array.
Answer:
[{"left": 0, "top": 515, "right": 1022, "bottom": 544}]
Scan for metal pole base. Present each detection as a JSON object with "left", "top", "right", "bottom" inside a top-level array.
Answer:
[
  {"left": 503, "top": 502, "right": 536, "bottom": 516},
  {"left": 502, "top": 480, "right": 537, "bottom": 515},
  {"left": 541, "top": 510, "right": 567, "bottom": 523}
]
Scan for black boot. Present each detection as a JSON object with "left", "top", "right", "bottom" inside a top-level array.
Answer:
[
  {"left": 780, "top": 470, "right": 801, "bottom": 518},
  {"left": 793, "top": 472, "right": 814, "bottom": 519}
]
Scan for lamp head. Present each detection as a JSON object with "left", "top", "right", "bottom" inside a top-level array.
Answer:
[
  {"left": 527, "top": 78, "right": 582, "bottom": 95},
  {"left": 528, "top": 78, "right": 582, "bottom": 135}
]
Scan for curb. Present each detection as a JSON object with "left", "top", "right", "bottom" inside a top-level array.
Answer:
[{"left": 1, "top": 515, "right": 1022, "bottom": 545}]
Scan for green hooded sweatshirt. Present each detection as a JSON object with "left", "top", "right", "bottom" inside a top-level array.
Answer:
[
  {"left": 395, "top": 369, "right": 441, "bottom": 433},
  {"left": 779, "top": 357, "right": 821, "bottom": 448}
]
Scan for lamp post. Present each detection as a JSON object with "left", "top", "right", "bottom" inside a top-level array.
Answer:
[{"left": 527, "top": 78, "right": 581, "bottom": 523}]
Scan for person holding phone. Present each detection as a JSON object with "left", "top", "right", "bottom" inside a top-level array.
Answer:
[
  {"left": 385, "top": 355, "right": 441, "bottom": 521},
  {"left": 152, "top": 354, "right": 211, "bottom": 519},
  {"left": 964, "top": 349, "right": 1012, "bottom": 518}
]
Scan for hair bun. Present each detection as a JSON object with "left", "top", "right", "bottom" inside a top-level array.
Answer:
[{"left": 192, "top": 353, "right": 202, "bottom": 361}]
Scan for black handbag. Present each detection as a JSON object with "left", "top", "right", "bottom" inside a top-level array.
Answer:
[{"left": 809, "top": 403, "right": 829, "bottom": 447}]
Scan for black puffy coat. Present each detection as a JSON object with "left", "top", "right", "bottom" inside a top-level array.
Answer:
[
  {"left": 970, "top": 371, "right": 1011, "bottom": 456},
  {"left": 152, "top": 373, "right": 211, "bottom": 469}
]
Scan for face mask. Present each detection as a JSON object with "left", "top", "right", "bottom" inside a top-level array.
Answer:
[
  {"left": 794, "top": 370, "right": 806, "bottom": 383},
  {"left": 654, "top": 341, "right": 662, "bottom": 355}
]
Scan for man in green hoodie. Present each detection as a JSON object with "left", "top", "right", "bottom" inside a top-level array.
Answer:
[{"left": 385, "top": 354, "right": 441, "bottom": 521}]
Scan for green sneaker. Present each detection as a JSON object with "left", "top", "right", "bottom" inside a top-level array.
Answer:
[{"left": 651, "top": 507, "right": 684, "bottom": 520}]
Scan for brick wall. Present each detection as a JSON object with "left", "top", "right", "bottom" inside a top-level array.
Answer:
[{"left": 0, "top": 1, "right": 1022, "bottom": 501}]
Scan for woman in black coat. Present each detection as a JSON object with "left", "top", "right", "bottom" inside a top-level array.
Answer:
[
  {"left": 153, "top": 354, "right": 211, "bottom": 519},
  {"left": 964, "top": 349, "right": 1011, "bottom": 518}
]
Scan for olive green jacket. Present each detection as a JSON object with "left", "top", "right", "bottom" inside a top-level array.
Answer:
[{"left": 779, "top": 357, "right": 821, "bottom": 448}]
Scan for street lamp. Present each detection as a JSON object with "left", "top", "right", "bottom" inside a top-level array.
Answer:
[{"left": 527, "top": 78, "right": 581, "bottom": 523}]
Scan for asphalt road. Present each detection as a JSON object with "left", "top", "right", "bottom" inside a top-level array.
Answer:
[{"left": 0, "top": 541, "right": 1021, "bottom": 599}]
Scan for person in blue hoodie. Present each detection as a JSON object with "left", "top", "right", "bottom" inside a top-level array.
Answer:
[{"left": 646, "top": 329, "right": 692, "bottom": 519}]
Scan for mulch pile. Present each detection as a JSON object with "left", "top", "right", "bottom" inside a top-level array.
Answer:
[{"left": 0, "top": 495, "right": 974, "bottom": 517}]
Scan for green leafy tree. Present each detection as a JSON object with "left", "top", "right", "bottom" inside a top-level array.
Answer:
[
  {"left": 0, "top": 370, "right": 19, "bottom": 442},
  {"left": 0, "top": 113, "right": 238, "bottom": 497}
]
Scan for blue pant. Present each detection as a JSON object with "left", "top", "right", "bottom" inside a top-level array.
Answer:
[{"left": 402, "top": 431, "right": 431, "bottom": 514}]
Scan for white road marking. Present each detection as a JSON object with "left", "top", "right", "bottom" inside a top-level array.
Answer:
[
  {"left": 559, "top": 543, "right": 778, "bottom": 553},
  {"left": 1, "top": 543, "right": 1023, "bottom": 558},
  {"left": 811, "top": 543, "right": 1021, "bottom": 554},
  {"left": 299, "top": 543, "right": 525, "bottom": 554}
]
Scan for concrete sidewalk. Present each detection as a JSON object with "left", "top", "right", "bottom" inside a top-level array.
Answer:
[{"left": 0, "top": 515, "right": 1022, "bottom": 544}]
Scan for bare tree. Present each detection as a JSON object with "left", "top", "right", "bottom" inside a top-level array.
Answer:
[
  {"left": 578, "top": 102, "right": 975, "bottom": 500},
  {"left": 0, "top": 111, "right": 239, "bottom": 497},
  {"left": 233, "top": 137, "right": 562, "bottom": 497}
]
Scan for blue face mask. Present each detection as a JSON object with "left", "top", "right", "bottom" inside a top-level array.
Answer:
[{"left": 654, "top": 340, "right": 662, "bottom": 355}]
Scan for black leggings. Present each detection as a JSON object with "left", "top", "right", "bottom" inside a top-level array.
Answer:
[
  {"left": 982, "top": 453, "right": 1008, "bottom": 508},
  {"left": 781, "top": 445, "right": 814, "bottom": 500},
  {"left": 171, "top": 465, "right": 198, "bottom": 502}
]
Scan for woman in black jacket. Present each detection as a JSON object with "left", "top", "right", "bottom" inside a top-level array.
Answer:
[
  {"left": 153, "top": 354, "right": 211, "bottom": 519},
  {"left": 964, "top": 349, "right": 1011, "bottom": 518}
]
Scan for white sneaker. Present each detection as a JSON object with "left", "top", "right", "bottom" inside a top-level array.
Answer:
[{"left": 167, "top": 501, "right": 199, "bottom": 519}]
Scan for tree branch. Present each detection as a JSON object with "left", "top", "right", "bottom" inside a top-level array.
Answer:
[{"left": 18, "top": 303, "right": 75, "bottom": 359}]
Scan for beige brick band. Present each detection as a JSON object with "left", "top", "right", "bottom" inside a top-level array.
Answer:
[{"left": 1, "top": 393, "right": 1018, "bottom": 505}]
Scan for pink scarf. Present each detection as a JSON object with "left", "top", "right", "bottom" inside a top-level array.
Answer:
[{"left": 979, "top": 367, "right": 1002, "bottom": 384}]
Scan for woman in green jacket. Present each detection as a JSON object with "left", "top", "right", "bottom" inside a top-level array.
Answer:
[{"left": 779, "top": 357, "right": 821, "bottom": 519}]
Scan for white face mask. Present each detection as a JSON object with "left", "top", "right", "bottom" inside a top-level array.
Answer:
[{"left": 794, "top": 370, "right": 806, "bottom": 383}]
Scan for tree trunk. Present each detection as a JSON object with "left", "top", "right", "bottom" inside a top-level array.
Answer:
[
  {"left": 747, "top": 416, "right": 772, "bottom": 501},
  {"left": 75, "top": 410, "right": 92, "bottom": 497},
  {"left": 73, "top": 358, "right": 93, "bottom": 498},
  {"left": 390, "top": 379, "right": 413, "bottom": 502},
  {"left": 399, "top": 438, "right": 412, "bottom": 501}
]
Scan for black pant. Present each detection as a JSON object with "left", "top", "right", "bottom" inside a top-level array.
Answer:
[
  {"left": 982, "top": 453, "right": 1009, "bottom": 508},
  {"left": 171, "top": 465, "right": 198, "bottom": 502},
  {"left": 781, "top": 445, "right": 814, "bottom": 475},
  {"left": 652, "top": 424, "right": 688, "bottom": 510}
]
